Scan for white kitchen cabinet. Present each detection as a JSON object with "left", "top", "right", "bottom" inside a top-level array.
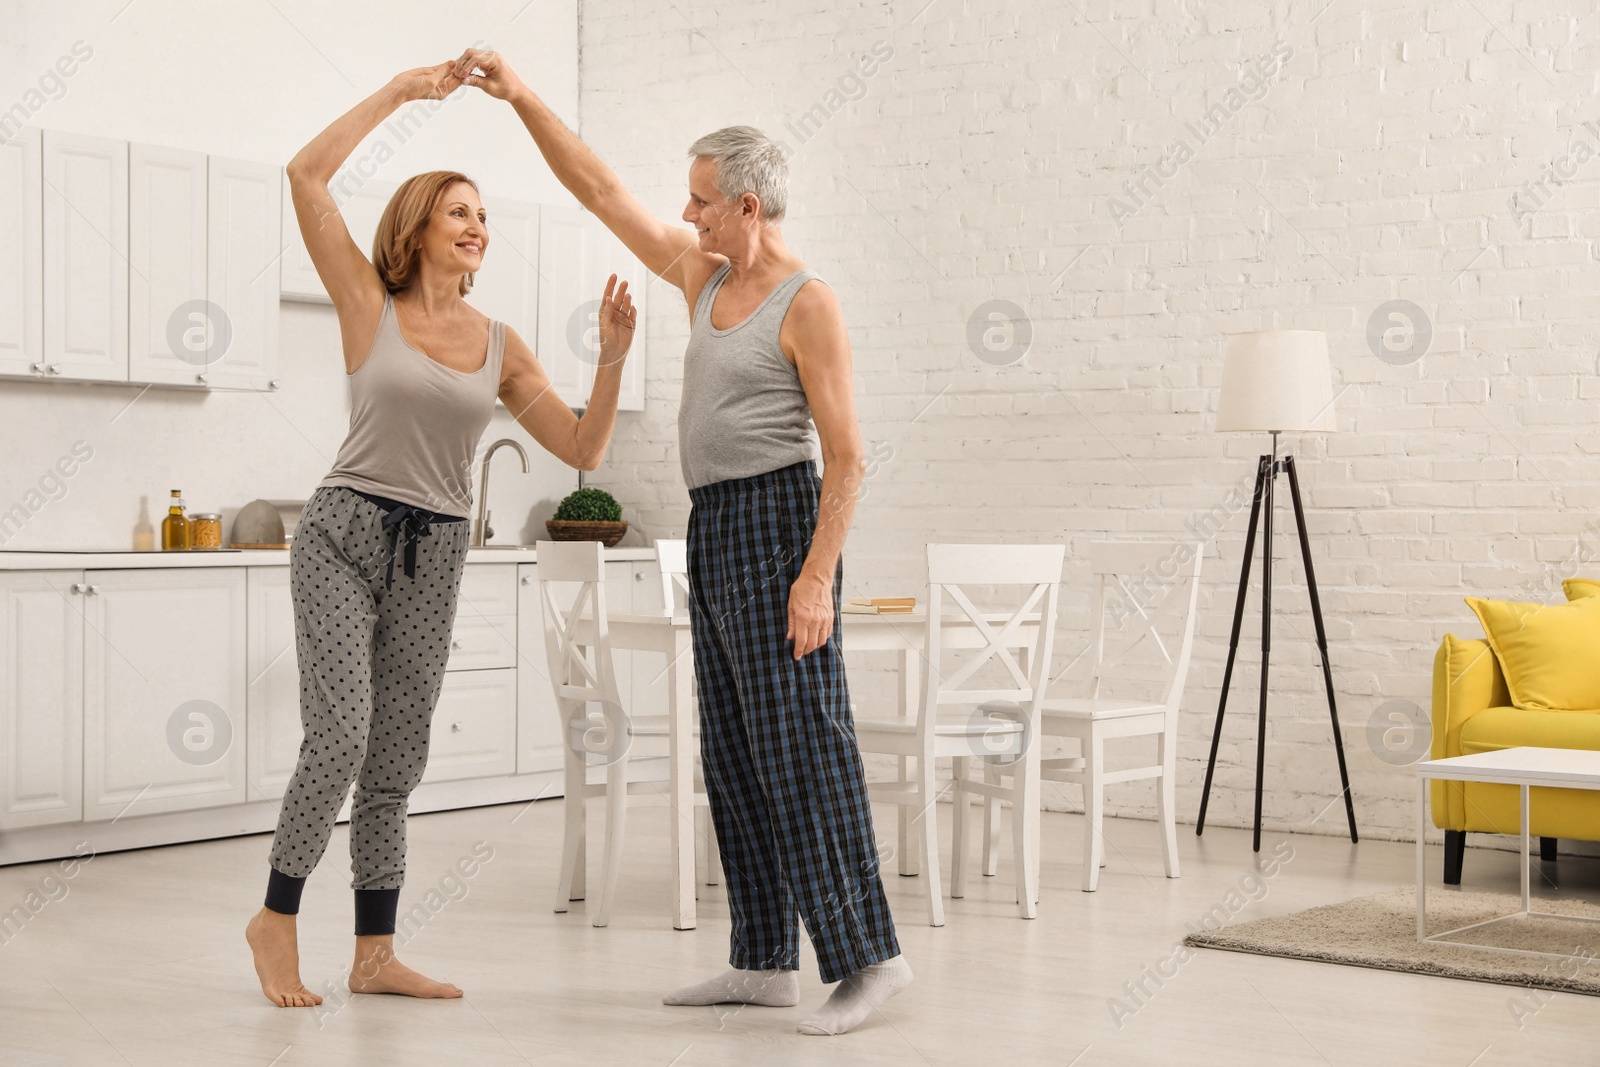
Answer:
[
  {"left": 128, "top": 143, "right": 209, "bottom": 387},
  {"left": 470, "top": 196, "right": 540, "bottom": 410},
  {"left": 5, "top": 129, "right": 285, "bottom": 391},
  {"left": 0, "top": 571, "right": 84, "bottom": 830},
  {"left": 42, "top": 130, "right": 127, "bottom": 382},
  {"left": 424, "top": 560, "right": 522, "bottom": 787},
  {"left": 423, "top": 668, "right": 518, "bottom": 784},
  {"left": 279, "top": 172, "right": 397, "bottom": 304},
  {"left": 449, "top": 563, "right": 518, "bottom": 671},
  {"left": 590, "top": 218, "right": 649, "bottom": 412},
  {"left": 82, "top": 568, "right": 248, "bottom": 820},
  {"left": 0, "top": 127, "right": 43, "bottom": 379},
  {"left": 245, "top": 566, "right": 301, "bottom": 801},
  {"left": 206, "top": 157, "right": 280, "bottom": 390},
  {"left": 536, "top": 207, "right": 650, "bottom": 413},
  {"left": 537, "top": 204, "right": 589, "bottom": 403}
]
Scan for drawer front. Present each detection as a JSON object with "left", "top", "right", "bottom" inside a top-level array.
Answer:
[
  {"left": 458, "top": 563, "right": 518, "bottom": 616},
  {"left": 423, "top": 668, "right": 517, "bottom": 783},
  {"left": 446, "top": 613, "right": 516, "bottom": 671}
]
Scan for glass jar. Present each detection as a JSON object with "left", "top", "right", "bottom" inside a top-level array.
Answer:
[{"left": 189, "top": 513, "right": 223, "bottom": 549}]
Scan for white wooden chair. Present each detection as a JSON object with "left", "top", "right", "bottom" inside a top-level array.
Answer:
[
  {"left": 854, "top": 542, "right": 1063, "bottom": 926},
  {"left": 535, "top": 540, "right": 712, "bottom": 927},
  {"left": 982, "top": 540, "right": 1203, "bottom": 892},
  {"left": 655, "top": 537, "right": 690, "bottom": 618},
  {"left": 651, "top": 537, "right": 720, "bottom": 887}
]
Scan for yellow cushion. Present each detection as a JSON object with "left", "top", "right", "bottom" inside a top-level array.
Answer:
[
  {"left": 1458, "top": 705, "right": 1600, "bottom": 752},
  {"left": 1563, "top": 577, "right": 1600, "bottom": 600},
  {"left": 1453, "top": 708, "right": 1600, "bottom": 836},
  {"left": 1465, "top": 595, "right": 1600, "bottom": 710}
]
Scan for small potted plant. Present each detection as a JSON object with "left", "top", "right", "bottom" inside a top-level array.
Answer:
[{"left": 546, "top": 487, "right": 628, "bottom": 547}]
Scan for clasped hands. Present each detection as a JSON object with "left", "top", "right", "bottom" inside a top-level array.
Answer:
[{"left": 388, "top": 47, "right": 526, "bottom": 103}]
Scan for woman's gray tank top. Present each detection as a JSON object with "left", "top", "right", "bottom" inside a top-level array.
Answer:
[
  {"left": 318, "top": 293, "right": 506, "bottom": 517},
  {"left": 678, "top": 262, "right": 824, "bottom": 490}
]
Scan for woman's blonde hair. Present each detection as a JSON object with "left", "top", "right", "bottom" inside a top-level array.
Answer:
[{"left": 371, "top": 171, "right": 480, "bottom": 296}]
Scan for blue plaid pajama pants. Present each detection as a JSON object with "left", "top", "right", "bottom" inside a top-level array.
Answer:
[{"left": 686, "top": 460, "right": 901, "bottom": 984}]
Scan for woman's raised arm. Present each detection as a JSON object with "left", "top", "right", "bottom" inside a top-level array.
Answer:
[{"left": 285, "top": 65, "right": 460, "bottom": 368}]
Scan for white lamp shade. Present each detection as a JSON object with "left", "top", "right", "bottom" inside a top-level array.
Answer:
[{"left": 1215, "top": 330, "right": 1336, "bottom": 433}]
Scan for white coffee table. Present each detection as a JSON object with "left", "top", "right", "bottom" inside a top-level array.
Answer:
[{"left": 1415, "top": 746, "right": 1600, "bottom": 957}]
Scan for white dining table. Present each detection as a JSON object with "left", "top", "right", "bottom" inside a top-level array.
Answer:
[{"left": 601, "top": 609, "right": 1038, "bottom": 930}]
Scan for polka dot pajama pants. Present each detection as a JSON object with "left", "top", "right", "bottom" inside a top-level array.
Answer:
[{"left": 269, "top": 486, "right": 469, "bottom": 891}]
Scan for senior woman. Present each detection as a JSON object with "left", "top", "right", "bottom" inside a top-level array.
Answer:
[{"left": 246, "top": 61, "right": 635, "bottom": 1008}]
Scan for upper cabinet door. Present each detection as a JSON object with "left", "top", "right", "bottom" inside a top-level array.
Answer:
[
  {"left": 536, "top": 204, "right": 590, "bottom": 404},
  {"left": 470, "top": 195, "right": 539, "bottom": 407},
  {"left": 278, "top": 169, "right": 325, "bottom": 303},
  {"left": 206, "top": 157, "right": 280, "bottom": 390},
  {"left": 587, "top": 217, "right": 648, "bottom": 412},
  {"left": 537, "top": 207, "right": 650, "bottom": 413},
  {"left": 279, "top": 172, "right": 397, "bottom": 304},
  {"left": 0, "top": 127, "right": 43, "bottom": 379},
  {"left": 42, "top": 130, "right": 128, "bottom": 382},
  {"left": 128, "top": 143, "right": 208, "bottom": 387}
]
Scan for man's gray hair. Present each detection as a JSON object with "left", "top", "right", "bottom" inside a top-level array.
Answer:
[{"left": 687, "top": 126, "right": 788, "bottom": 223}]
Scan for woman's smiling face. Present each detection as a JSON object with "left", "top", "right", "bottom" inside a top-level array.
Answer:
[{"left": 420, "top": 181, "right": 488, "bottom": 275}]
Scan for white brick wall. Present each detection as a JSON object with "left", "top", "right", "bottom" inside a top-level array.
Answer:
[{"left": 574, "top": 0, "right": 1600, "bottom": 845}]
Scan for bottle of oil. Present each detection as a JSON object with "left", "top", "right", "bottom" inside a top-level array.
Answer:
[
  {"left": 132, "top": 495, "right": 155, "bottom": 551},
  {"left": 161, "top": 490, "right": 190, "bottom": 551}
]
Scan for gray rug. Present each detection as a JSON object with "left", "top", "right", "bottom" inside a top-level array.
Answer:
[{"left": 1185, "top": 887, "right": 1600, "bottom": 996}]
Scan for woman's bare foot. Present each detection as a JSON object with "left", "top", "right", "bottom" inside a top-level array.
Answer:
[
  {"left": 246, "top": 908, "right": 323, "bottom": 1008},
  {"left": 347, "top": 935, "right": 463, "bottom": 999}
]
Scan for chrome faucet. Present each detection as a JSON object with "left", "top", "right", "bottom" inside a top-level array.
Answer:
[{"left": 473, "top": 438, "right": 530, "bottom": 546}]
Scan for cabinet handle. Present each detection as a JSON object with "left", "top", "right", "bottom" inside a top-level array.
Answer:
[
  {"left": 635, "top": 571, "right": 645, "bottom": 581},
  {"left": 46, "top": 363, "right": 62, "bottom": 375},
  {"left": 521, "top": 575, "right": 531, "bottom": 585},
  {"left": 196, "top": 373, "right": 208, "bottom": 385},
  {"left": 30, "top": 362, "right": 45, "bottom": 374},
  {"left": 269, "top": 379, "right": 281, "bottom": 390},
  {"left": 451, "top": 639, "right": 463, "bottom": 650},
  {"left": 451, "top": 721, "right": 464, "bottom": 733},
  {"left": 71, "top": 582, "right": 87, "bottom": 595},
  {"left": 87, "top": 584, "right": 101, "bottom": 595}
]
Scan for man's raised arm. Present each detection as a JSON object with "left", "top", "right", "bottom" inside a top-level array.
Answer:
[{"left": 451, "top": 48, "right": 706, "bottom": 295}]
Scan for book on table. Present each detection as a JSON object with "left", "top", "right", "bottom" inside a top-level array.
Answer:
[{"left": 843, "top": 596, "right": 916, "bottom": 615}]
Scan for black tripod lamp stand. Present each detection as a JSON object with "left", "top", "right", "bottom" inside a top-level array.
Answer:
[{"left": 1194, "top": 330, "right": 1358, "bottom": 852}]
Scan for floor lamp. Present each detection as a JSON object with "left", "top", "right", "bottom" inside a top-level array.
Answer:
[{"left": 1194, "top": 330, "right": 1359, "bottom": 852}]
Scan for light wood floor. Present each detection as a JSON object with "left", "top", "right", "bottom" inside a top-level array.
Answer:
[{"left": 1, "top": 798, "right": 1596, "bottom": 1066}]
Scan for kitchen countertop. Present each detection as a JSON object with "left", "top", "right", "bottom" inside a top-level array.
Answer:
[{"left": 0, "top": 545, "right": 658, "bottom": 570}]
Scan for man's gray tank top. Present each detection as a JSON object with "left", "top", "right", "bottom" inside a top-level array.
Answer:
[
  {"left": 318, "top": 292, "right": 506, "bottom": 517},
  {"left": 678, "top": 262, "right": 824, "bottom": 490}
]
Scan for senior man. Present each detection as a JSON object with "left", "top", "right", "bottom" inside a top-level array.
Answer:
[{"left": 452, "top": 49, "right": 911, "bottom": 1037}]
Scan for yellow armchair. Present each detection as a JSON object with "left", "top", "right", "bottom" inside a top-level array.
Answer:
[{"left": 1430, "top": 633, "right": 1600, "bottom": 883}]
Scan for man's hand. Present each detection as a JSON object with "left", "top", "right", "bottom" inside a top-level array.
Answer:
[
  {"left": 596, "top": 274, "right": 636, "bottom": 370},
  {"left": 449, "top": 48, "right": 526, "bottom": 101},
  {"left": 786, "top": 570, "right": 835, "bottom": 660}
]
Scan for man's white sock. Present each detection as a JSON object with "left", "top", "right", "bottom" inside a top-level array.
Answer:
[
  {"left": 662, "top": 968, "right": 800, "bottom": 1007},
  {"left": 797, "top": 955, "right": 912, "bottom": 1036}
]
